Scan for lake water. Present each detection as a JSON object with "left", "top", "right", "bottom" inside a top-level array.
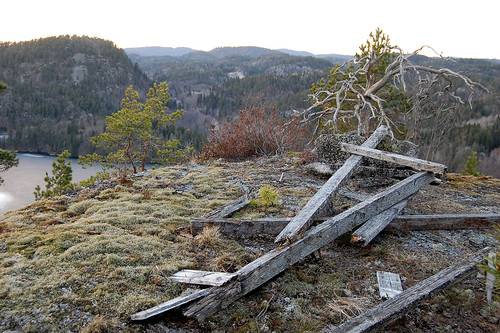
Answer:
[{"left": 0, "top": 153, "right": 102, "bottom": 216}]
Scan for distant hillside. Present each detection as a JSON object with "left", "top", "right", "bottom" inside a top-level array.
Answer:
[
  {"left": 125, "top": 46, "right": 196, "bottom": 57},
  {"left": 0, "top": 36, "right": 153, "bottom": 156},
  {"left": 126, "top": 46, "right": 335, "bottom": 133}
]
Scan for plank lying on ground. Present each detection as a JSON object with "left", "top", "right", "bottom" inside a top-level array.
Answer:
[
  {"left": 323, "top": 247, "right": 491, "bottom": 333},
  {"left": 202, "top": 193, "right": 249, "bottom": 219},
  {"left": 131, "top": 289, "right": 210, "bottom": 321},
  {"left": 191, "top": 214, "right": 500, "bottom": 237},
  {"left": 386, "top": 214, "right": 500, "bottom": 231},
  {"left": 169, "top": 270, "right": 238, "bottom": 287},
  {"left": 341, "top": 143, "right": 447, "bottom": 175},
  {"left": 351, "top": 201, "right": 407, "bottom": 246},
  {"left": 275, "top": 126, "right": 389, "bottom": 243},
  {"left": 377, "top": 271, "right": 403, "bottom": 299},
  {"left": 184, "top": 172, "right": 434, "bottom": 321},
  {"left": 191, "top": 217, "right": 292, "bottom": 236}
]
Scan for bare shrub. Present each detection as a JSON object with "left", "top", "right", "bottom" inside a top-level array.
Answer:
[{"left": 202, "top": 107, "right": 309, "bottom": 159}]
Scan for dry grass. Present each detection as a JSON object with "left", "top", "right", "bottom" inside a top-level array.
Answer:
[{"left": 327, "top": 294, "right": 371, "bottom": 320}]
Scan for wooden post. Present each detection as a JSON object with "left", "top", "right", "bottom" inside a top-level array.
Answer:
[
  {"left": 340, "top": 143, "right": 447, "bottom": 175},
  {"left": 184, "top": 172, "right": 434, "bottom": 321},
  {"left": 275, "top": 126, "right": 389, "bottom": 243}
]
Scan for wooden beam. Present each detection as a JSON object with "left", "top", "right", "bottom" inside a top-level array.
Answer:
[
  {"left": 169, "top": 270, "right": 237, "bottom": 287},
  {"left": 341, "top": 143, "right": 447, "bottom": 175},
  {"left": 190, "top": 214, "right": 500, "bottom": 237},
  {"left": 184, "top": 172, "right": 434, "bottom": 321},
  {"left": 324, "top": 247, "right": 492, "bottom": 333},
  {"left": 130, "top": 289, "right": 210, "bottom": 321},
  {"left": 385, "top": 214, "right": 500, "bottom": 231},
  {"left": 351, "top": 201, "right": 407, "bottom": 246},
  {"left": 203, "top": 193, "right": 249, "bottom": 219},
  {"left": 191, "top": 217, "right": 291, "bottom": 236},
  {"left": 275, "top": 126, "right": 389, "bottom": 243}
]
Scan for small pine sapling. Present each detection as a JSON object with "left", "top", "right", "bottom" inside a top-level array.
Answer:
[{"left": 34, "top": 150, "right": 73, "bottom": 199}]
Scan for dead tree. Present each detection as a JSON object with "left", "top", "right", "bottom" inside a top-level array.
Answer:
[{"left": 305, "top": 28, "right": 488, "bottom": 146}]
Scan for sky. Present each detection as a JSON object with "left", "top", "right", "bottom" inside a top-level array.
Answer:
[{"left": 2, "top": 0, "right": 500, "bottom": 59}]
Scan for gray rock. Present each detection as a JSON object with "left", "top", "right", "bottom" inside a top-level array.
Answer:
[{"left": 304, "top": 162, "right": 334, "bottom": 178}]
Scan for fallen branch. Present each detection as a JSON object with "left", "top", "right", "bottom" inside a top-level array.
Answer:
[{"left": 323, "top": 247, "right": 492, "bottom": 333}]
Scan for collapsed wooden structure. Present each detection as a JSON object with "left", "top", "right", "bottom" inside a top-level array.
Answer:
[{"left": 131, "top": 125, "right": 496, "bottom": 330}]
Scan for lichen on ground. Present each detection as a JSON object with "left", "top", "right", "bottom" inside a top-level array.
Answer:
[{"left": 0, "top": 157, "right": 499, "bottom": 332}]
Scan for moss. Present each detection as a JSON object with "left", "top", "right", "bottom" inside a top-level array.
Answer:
[{"left": 0, "top": 163, "right": 252, "bottom": 331}]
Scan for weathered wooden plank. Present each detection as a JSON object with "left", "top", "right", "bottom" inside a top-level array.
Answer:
[
  {"left": 486, "top": 252, "right": 497, "bottom": 303},
  {"left": 191, "top": 214, "right": 500, "bottom": 237},
  {"left": 351, "top": 201, "right": 407, "bottom": 246},
  {"left": 323, "top": 247, "right": 491, "bottom": 333},
  {"left": 184, "top": 172, "right": 434, "bottom": 321},
  {"left": 193, "top": 214, "right": 500, "bottom": 237},
  {"left": 169, "top": 270, "right": 237, "bottom": 287},
  {"left": 130, "top": 288, "right": 210, "bottom": 321},
  {"left": 191, "top": 217, "right": 291, "bottom": 236},
  {"left": 341, "top": 143, "right": 447, "bottom": 175},
  {"left": 203, "top": 193, "right": 249, "bottom": 219},
  {"left": 275, "top": 126, "right": 389, "bottom": 243},
  {"left": 338, "top": 188, "right": 371, "bottom": 202},
  {"left": 377, "top": 271, "right": 403, "bottom": 298},
  {"left": 386, "top": 214, "right": 500, "bottom": 231}
]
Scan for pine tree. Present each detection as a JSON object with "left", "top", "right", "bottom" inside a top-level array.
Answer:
[{"left": 34, "top": 150, "right": 73, "bottom": 199}]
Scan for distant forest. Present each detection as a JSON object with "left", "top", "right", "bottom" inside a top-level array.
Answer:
[{"left": 0, "top": 36, "right": 499, "bottom": 175}]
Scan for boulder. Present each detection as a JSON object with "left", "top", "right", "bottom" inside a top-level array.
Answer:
[{"left": 315, "top": 131, "right": 419, "bottom": 187}]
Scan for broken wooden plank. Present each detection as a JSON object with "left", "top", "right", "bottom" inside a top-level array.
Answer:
[
  {"left": 341, "top": 143, "right": 447, "bottom": 175},
  {"left": 130, "top": 288, "right": 210, "bottom": 321},
  {"left": 191, "top": 214, "right": 500, "bottom": 237},
  {"left": 169, "top": 270, "right": 237, "bottom": 287},
  {"left": 275, "top": 125, "right": 389, "bottom": 243},
  {"left": 324, "top": 247, "right": 491, "bottom": 333},
  {"left": 184, "top": 172, "right": 434, "bottom": 321},
  {"left": 377, "top": 271, "right": 403, "bottom": 298},
  {"left": 203, "top": 193, "right": 249, "bottom": 218},
  {"left": 351, "top": 201, "right": 407, "bottom": 246},
  {"left": 385, "top": 213, "right": 500, "bottom": 231}
]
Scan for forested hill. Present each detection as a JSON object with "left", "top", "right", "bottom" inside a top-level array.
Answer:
[
  {"left": 125, "top": 46, "right": 339, "bottom": 132},
  {"left": 0, "top": 37, "right": 498, "bottom": 175},
  {"left": 0, "top": 36, "right": 151, "bottom": 156}
]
